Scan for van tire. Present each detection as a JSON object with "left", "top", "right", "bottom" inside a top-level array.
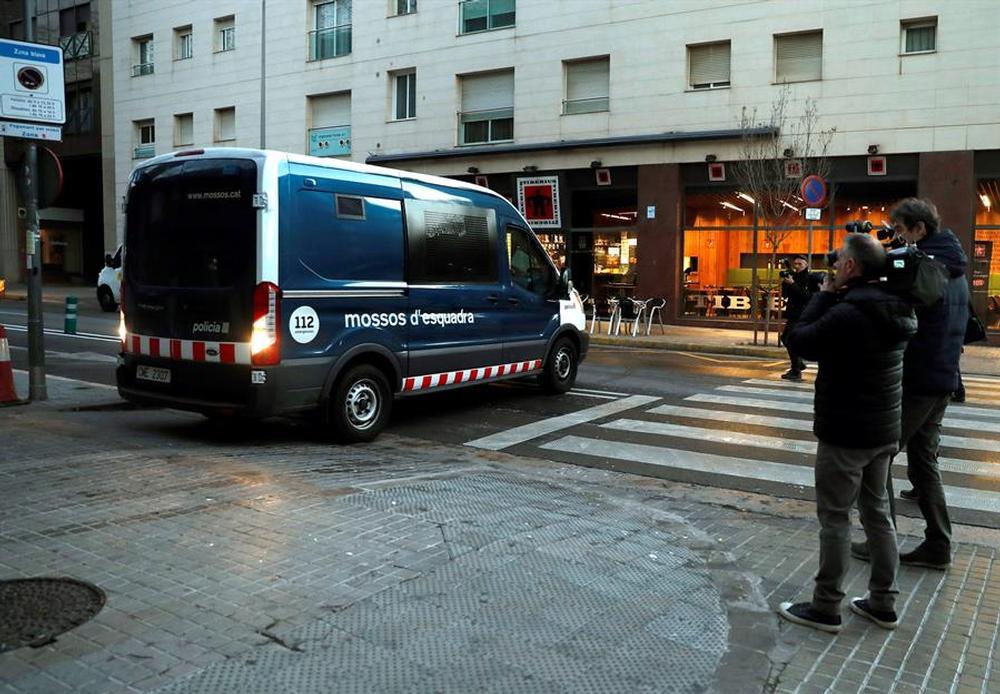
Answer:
[
  {"left": 97, "top": 286, "right": 117, "bottom": 312},
  {"left": 328, "top": 364, "right": 392, "bottom": 443},
  {"left": 540, "top": 337, "right": 578, "bottom": 394}
]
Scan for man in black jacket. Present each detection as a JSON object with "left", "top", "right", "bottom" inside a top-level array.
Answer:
[
  {"left": 780, "top": 255, "right": 822, "bottom": 381},
  {"left": 853, "top": 198, "right": 969, "bottom": 570},
  {"left": 777, "top": 233, "right": 917, "bottom": 633}
]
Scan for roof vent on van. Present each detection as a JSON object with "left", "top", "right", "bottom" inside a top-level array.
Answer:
[{"left": 175, "top": 149, "right": 205, "bottom": 157}]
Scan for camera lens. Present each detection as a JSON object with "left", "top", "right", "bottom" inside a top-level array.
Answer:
[{"left": 17, "top": 66, "right": 45, "bottom": 90}]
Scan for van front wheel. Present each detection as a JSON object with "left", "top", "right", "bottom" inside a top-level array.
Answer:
[
  {"left": 540, "top": 337, "right": 578, "bottom": 394},
  {"left": 328, "top": 364, "right": 392, "bottom": 443}
]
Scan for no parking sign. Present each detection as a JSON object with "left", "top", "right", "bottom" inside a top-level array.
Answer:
[{"left": 800, "top": 175, "right": 827, "bottom": 208}]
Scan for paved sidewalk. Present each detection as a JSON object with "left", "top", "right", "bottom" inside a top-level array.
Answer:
[{"left": 2, "top": 375, "right": 998, "bottom": 693}]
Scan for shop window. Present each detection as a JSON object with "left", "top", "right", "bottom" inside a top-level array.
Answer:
[
  {"left": 973, "top": 179, "right": 1000, "bottom": 330},
  {"left": 775, "top": 31, "right": 822, "bottom": 83},
  {"left": 688, "top": 41, "right": 730, "bottom": 90},
  {"left": 901, "top": 17, "right": 936, "bottom": 54}
]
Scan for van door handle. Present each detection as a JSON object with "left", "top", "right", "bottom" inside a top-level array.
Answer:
[
  {"left": 485, "top": 294, "right": 499, "bottom": 303},
  {"left": 507, "top": 297, "right": 520, "bottom": 307}
]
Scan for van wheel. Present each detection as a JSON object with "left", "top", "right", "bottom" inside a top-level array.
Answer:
[
  {"left": 540, "top": 337, "right": 578, "bottom": 394},
  {"left": 97, "top": 286, "right": 117, "bottom": 312},
  {"left": 328, "top": 364, "right": 392, "bottom": 443}
]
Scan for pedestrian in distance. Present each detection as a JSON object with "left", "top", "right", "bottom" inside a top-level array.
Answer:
[
  {"left": 777, "top": 233, "right": 917, "bottom": 633},
  {"left": 780, "top": 255, "right": 822, "bottom": 381},
  {"left": 853, "top": 198, "right": 969, "bottom": 570}
]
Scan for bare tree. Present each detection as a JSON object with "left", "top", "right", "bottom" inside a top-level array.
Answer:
[{"left": 732, "top": 86, "right": 835, "bottom": 345}]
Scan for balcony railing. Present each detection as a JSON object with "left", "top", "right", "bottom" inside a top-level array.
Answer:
[
  {"left": 59, "top": 31, "right": 92, "bottom": 60},
  {"left": 562, "top": 96, "right": 609, "bottom": 115},
  {"left": 309, "top": 25, "right": 352, "bottom": 61},
  {"left": 133, "top": 143, "right": 155, "bottom": 159},
  {"left": 131, "top": 62, "right": 154, "bottom": 77}
]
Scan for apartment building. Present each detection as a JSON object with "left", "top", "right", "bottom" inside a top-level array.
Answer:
[
  {"left": 0, "top": 0, "right": 111, "bottom": 285},
  {"left": 108, "top": 0, "right": 1000, "bottom": 331}
]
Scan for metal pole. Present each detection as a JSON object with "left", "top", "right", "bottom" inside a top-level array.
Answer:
[
  {"left": 259, "top": 0, "right": 266, "bottom": 148},
  {"left": 23, "top": 0, "right": 46, "bottom": 401}
]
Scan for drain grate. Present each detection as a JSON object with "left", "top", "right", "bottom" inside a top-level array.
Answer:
[{"left": 0, "top": 577, "right": 106, "bottom": 652}]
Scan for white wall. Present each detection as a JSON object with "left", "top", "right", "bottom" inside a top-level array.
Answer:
[{"left": 109, "top": 0, "right": 1000, "bottom": 237}]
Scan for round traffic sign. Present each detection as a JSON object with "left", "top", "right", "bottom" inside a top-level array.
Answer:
[{"left": 800, "top": 175, "right": 827, "bottom": 208}]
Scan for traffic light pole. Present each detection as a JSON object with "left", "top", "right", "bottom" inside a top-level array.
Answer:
[{"left": 23, "top": 0, "right": 47, "bottom": 401}]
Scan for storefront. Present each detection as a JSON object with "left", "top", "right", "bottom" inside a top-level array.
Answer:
[{"left": 973, "top": 150, "right": 1000, "bottom": 333}]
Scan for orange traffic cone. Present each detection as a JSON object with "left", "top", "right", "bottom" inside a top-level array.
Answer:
[{"left": 0, "top": 324, "right": 21, "bottom": 404}]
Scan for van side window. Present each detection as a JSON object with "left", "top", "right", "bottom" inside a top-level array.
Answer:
[
  {"left": 405, "top": 201, "right": 498, "bottom": 284},
  {"left": 336, "top": 194, "right": 365, "bottom": 220},
  {"left": 507, "top": 226, "right": 555, "bottom": 296}
]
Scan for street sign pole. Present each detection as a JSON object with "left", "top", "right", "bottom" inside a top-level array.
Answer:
[{"left": 23, "top": 0, "right": 46, "bottom": 401}]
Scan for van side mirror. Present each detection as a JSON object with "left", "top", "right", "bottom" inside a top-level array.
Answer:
[{"left": 104, "top": 253, "right": 114, "bottom": 267}]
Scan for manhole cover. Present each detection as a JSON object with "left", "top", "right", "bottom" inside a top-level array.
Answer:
[{"left": 0, "top": 577, "right": 106, "bottom": 652}]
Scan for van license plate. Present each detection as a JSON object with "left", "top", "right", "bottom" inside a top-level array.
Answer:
[{"left": 136, "top": 366, "right": 171, "bottom": 384}]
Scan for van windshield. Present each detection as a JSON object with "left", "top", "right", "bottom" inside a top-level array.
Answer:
[{"left": 125, "top": 158, "right": 257, "bottom": 289}]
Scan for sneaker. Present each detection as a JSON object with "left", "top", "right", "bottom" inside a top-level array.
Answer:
[
  {"left": 781, "top": 370, "right": 803, "bottom": 382},
  {"left": 850, "top": 541, "right": 870, "bottom": 562},
  {"left": 900, "top": 544, "right": 950, "bottom": 570},
  {"left": 899, "top": 488, "right": 919, "bottom": 501},
  {"left": 850, "top": 598, "right": 898, "bottom": 630},
  {"left": 777, "top": 602, "right": 842, "bottom": 633}
]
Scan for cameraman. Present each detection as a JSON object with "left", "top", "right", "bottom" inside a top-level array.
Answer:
[
  {"left": 777, "top": 233, "right": 916, "bottom": 632},
  {"left": 853, "top": 198, "right": 968, "bottom": 570},
  {"left": 780, "top": 255, "right": 822, "bottom": 381}
]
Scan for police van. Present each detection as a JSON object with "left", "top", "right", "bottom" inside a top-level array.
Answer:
[{"left": 117, "top": 148, "right": 588, "bottom": 441}]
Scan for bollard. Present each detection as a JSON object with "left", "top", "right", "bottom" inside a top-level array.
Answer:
[{"left": 64, "top": 296, "right": 78, "bottom": 335}]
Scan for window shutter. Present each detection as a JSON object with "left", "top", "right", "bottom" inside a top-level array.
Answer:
[
  {"left": 776, "top": 32, "right": 822, "bottom": 82},
  {"left": 689, "top": 42, "right": 730, "bottom": 87},
  {"left": 461, "top": 70, "right": 514, "bottom": 112},
  {"left": 177, "top": 114, "right": 193, "bottom": 145},
  {"left": 905, "top": 25, "right": 935, "bottom": 52},
  {"left": 567, "top": 58, "right": 609, "bottom": 101},
  {"left": 311, "top": 93, "right": 351, "bottom": 127}
]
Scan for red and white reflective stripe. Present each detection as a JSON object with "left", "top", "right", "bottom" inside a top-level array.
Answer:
[
  {"left": 124, "top": 333, "right": 251, "bottom": 365},
  {"left": 402, "top": 359, "right": 542, "bottom": 392}
]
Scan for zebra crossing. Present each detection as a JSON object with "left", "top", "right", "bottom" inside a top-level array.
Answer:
[{"left": 467, "top": 371, "right": 1000, "bottom": 522}]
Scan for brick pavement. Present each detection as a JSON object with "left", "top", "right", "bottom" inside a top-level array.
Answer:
[{"left": 1, "top": 375, "right": 998, "bottom": 693}]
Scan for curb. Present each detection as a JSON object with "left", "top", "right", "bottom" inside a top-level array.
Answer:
[{"left": 590, "top": 334, "right": 786, "bottom": 359}]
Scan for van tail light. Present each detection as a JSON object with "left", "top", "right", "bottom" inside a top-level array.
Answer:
[
  {"left": 118, "top": 284, "right": 127, "bottom": 345},
  {"left": 251, "top": 281, "right": 281, "bottom": 365}
]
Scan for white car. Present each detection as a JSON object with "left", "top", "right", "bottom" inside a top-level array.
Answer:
[{"left": 97, "top": 245, "right": 122, "bottom": 312}]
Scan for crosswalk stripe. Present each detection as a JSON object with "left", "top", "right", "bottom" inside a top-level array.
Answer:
[
  {"left": 686, "top": 393, "right": 999, "bottom": 432},
  {"left": 602, "top": 418, "right": 1000, "bottom": 479},
  {"left": 961, "top": 375, "right": 1000, "bottom": 386},
  {"left": 646, "top": 404, "right": 1000, "bottom": 454},
  {"left": 464, "top": 394, "right": 659, "bottom": 451},
  {"left": 743, "top": 378, "right": 814, "bottom": 391},
  {"left": 542, "top": 435, "right": 1000, "bottom": 515}
]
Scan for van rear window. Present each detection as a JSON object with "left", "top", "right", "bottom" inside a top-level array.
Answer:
[{"left": 125, "top": 159, "right": 256, "bottom": 288}]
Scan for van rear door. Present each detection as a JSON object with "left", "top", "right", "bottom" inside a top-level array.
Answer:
[{"left": 123, "top": 157, "right": 258, "bottom": 355}]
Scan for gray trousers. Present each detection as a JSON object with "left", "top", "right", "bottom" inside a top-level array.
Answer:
[
  {"left": 886, "top": 393, "right": 953, "bottom": 553},
  {"left": 813, "top": 441, "right": 899, "bottom": 615}
]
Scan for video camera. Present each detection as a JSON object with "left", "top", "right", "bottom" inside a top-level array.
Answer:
[
  {"left": 826, "top": 220, "right": 903, "bottom": 267},
  {"left": 778, "top": 258, "right": 793, "bottom": 279}
]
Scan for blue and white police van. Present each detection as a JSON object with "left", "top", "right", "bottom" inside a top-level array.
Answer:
[{"left": 117, "top": 148, "right": 588, "bottom": 441}]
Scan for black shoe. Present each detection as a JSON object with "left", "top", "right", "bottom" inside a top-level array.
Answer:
[
  {"left": 781, "top": 370, "right": 803, "bottom": 382},
  {"left": 952, "top": 391, "right": 966, "bottom": 403},
  {"left": 850, "top": 541, "right": 870, "bottom": 562},
  {"left": 900, "top": 544, "right": 950, "bottom": 570},
  {"left": 850, "top": 597, "right": 898, "bottom": 630},
  {"left": 797, "top": 361, "right": 808, "bottom": 371},
  {"left": 900, "top": 488, "right": 919, "bottom": 501},
  {"left": 777, "top": 602, "right": 842, "bottom": 633}
]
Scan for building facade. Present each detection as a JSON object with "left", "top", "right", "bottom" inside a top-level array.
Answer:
[
  {"left": 1, "top": 0, "right": 110, "bottom": 285},
  {"left": 107, "top": 0, "right": 1000, "bottom": 331}
]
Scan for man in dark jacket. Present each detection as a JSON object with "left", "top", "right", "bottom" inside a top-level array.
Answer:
[
  {"left": 780, "top": 255, "right": 823, "bottom": 381},
  {"left": 777, "top": 233, "right": 917, "bottom": 633},
  {"left": 853, "top": 198, "right": 969, "bottom": 569}
]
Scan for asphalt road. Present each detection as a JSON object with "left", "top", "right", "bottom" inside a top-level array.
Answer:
[{"left": 3, "top": 301, "right": 998, "bottom": 530}]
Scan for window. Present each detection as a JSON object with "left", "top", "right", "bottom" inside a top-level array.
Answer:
[
  {"left": 406, "top": 201, "right": 499, "bottom": 283},
  {"left": 214, "top": 107, "right": 235, "bottom": 142},
  {"left": 132, "top": 36, "right": 154, "bottom": 76},
  {"left": 902, "top": 17, "right": 936, "bottom": 54},
  {"left": 308, "top": 92, "right": 351, "bottom": 156},
  {"left": 311, "top": 0, "right": 352, "bottom": 60},
  {"left": 775, "top": 31, "right": 822, "bottom": 83},
  {"left": 336, "top": 195, "right": 365, "bottom": 220},
  {"left": 688, "top": 41, "right": 730, "bottom": 89},
  {"left": 134, "top": 119, "right": 155, "bottom": 158},
  {"left": 507, "top": 226, "right": 555, "bottom": 296},
  {"left": 459, "top": 70, "right": 514, "bottom": 145},
  {"left": 174, "top": 113, "right": 194, "bottom": 146},
  {"left": 59, "top": 3, "right": 91, "bottom": 59},
  {"left": 174, "top": 26, "right": 193, "bottom": 60},
  {"left": 563, "top": 57, "right": 609, "bottom": 115},
  {"left": 460, "top": 0, "right": 515, "bottom": 34},
  {"left": 392, "top": 70, "right": 416, "bottom": 120},
  {"left": 214, "top": 16, "right": 235, "bottom": 52},
  {"left": 64, "top": 84, "right": 93, "bottom": 134},
  {"left": 393, "top": 0, "right": 417, "bottom": 15}
]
